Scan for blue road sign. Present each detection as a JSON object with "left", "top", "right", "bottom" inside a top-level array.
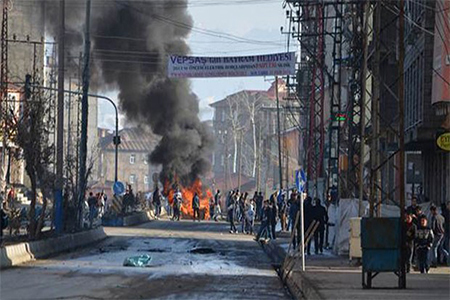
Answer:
[
  {"left": 296, "top": 169, "right": 307, "bottom": 192},
  {"left": 113, "top": 181, "right": 125, "bottom": 196}
]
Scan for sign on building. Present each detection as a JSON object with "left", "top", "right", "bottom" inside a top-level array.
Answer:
[
  {"left": 168, "top": 52, "right": 296, "bottom": 78},
  {"left": 437, "top": 132, "right": 450, "bottom": 151}
]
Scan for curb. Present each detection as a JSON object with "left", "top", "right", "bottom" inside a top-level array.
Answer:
[
  {"left": 260, "top": 239, "right": 323, "bottom": 300},
  {"left": 0, "top": 227, "right": 107, "bottom": 269}
]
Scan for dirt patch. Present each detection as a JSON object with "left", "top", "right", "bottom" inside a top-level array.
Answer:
[
  {"left": 137, "top": 248, "right": 171, "bottom": 253},
  {"left": 189, "top": 247, "right": 216, "bottom": 254}
]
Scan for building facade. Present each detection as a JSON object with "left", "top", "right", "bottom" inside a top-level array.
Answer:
[
  {"left": 404, "top": 0, "right": 450, "bottom": 204},
  {"left": 97, "top": 127, "right": 160, "bottom": 193},
  {"left": 210, "top": 81, "right": 301, "bottom": 194}
]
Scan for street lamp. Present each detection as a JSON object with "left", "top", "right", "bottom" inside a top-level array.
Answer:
[{"left": 34, "top": 85, "right": 120, "bottom": 182}]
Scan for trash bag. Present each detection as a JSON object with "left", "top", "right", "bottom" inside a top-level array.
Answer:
[{"left": 123, "top": 254, "right": 152, "bottom": 267}]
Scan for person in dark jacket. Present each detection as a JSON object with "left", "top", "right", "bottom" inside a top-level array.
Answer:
[
  {"left": 304, "top": 196, "right": 315, "bottom": 255},
  {"left": 192, "top": 193, "right": 200, "bottom": 222},
  {"left": 87, "top": 192, "right": 97, "bottom": 228},
  {"left": 152, "top": 188, "right": 162, "bottom": 219},
  {"left": 406, "top": 196, "right": 419, "bottom": 217},
  {"left": 228, "top": 196, "right": 237, "bottom": 233},
  {"left": 415, "top": 216, "right": 434, "bottom": 273},
  {"left": 404, "top": 212, "right": 417, "bottom": 272},
  {"left": 269, "top": 196, "right": 278, "bottom": 240},
  {"left": 443, "top": 201, "right": 450, "bottom": 259},
  {"left": 256, "top": 192, "right": 264, "bottom": 221},
  {"left": 255, "top": 200, "right": 272, "bottom": 241},
  {"left": 314, "top": 198, "right": 328, "bottom": 254},
  {"left": 289, "top": 196, "right": 300, "bottom": 232}
]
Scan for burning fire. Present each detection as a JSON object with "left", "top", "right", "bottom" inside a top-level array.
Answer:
[{"left": 165, "top": 179, "right": 212, "bottom": 219}]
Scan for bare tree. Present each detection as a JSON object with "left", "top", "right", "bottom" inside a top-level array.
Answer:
[
  {"left": 240, "top": 92, "right": 264, "bottom": 178},
  {"left": 8, "top": 77, "right": 55, "bottom": 239},
  {"left": 225, "top": 96, "right": 244, "bottom": 173}
]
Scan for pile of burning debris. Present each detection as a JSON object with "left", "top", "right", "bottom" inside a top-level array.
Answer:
[{"left": 164, "top": 179, "right": 213, "bottom": 220}]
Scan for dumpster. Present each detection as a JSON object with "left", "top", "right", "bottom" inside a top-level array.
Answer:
[{"left": 361, "top": 217, "right": 405, "bottom": 289}]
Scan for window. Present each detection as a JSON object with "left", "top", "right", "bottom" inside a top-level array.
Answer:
[
  {"left": 144, "top": 175, "right": 149, "bottom": 184},
  {"left": 129, "top": 174, "right": 136, "bottom": 184},
  {"left": 143, "top": 155, "right": 148, "bottom": 165},
  {"left": 130, "top": 154, "right": 135, "bottom": 164},
  {"left": 221, "top": 154, "right": 224, "bottom": 166},
  {"left": 212, "top": 152, "right": 215, "bottom": 166}
]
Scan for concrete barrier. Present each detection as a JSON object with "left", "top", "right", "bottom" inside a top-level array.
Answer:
[
  {"left": 0, "top": 227, "right": 107, "bottom": 269},
  {"left": 102, "top": 210, "right": 153, "bottom": 227}
]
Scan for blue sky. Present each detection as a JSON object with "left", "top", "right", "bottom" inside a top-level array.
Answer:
[{"left": 98, "top": 1, "right": 287, "bottom": 129}]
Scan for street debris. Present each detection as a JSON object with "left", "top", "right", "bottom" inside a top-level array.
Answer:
[{"left": 123, "top": 254, "right": 152, "bottom": 267}]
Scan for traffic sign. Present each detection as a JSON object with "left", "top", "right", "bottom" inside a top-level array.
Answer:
[
  {"left": 113, "top": 181, "right": 125, "bottom": 196},
  {"left": 295, "top": 169, "right": 306, "bottom": 192}
]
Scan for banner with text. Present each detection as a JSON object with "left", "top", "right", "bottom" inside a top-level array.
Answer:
[{"left": 168, "top": 52, "right": 296, "bottom": 78}]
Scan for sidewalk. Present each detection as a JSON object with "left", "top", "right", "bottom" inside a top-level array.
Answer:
[{"left": 263, "top": 232, "right": 450, "bottom": 300}]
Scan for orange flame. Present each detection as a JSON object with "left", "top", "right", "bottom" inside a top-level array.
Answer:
[{"left": 165, "top": 179, "right": 212, "bottom": 219}]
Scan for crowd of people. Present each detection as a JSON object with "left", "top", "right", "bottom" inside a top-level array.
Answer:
[
  {"left": 219, "top": 188, "right": 329, "bottom": 255},
  {"left": 404, "top": 196, "right": 449, "bottom": 273}
]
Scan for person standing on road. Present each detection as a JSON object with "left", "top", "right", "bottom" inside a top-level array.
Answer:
[
  {"left": 314, "top": 198, "right": 328, "bottom": 254},
  {"left": 404, "top": 212, "right": 417, "bottom": 273},
  {"left": 87, "top": 192, "right": 97, "bottom": 228},
  {"left": 289, "top": 195, "right": 300, "bottom": 233},
  {"left": 246, "top": 203, "right": 255, "bottom": 234},
  {"left": 304, "top": 196, "right": 315, "bottom": 255},
  {"left": 430, "top": 205, "right": 449, "bottom": 266},
  {"left": 152, "top": 188, "right": 162, "bottom": 219},
  {"left": 172, "top": 190, "right": 180, "bottom": 221},
  {"left": 443, "top": 201, "right": 450, "bottom": 260},
  {"left": 192, "top": 192, "right": 201, "bottom": 222},
  {"left": 256, "top": 192, "right": 263, "bottom": 221},
  {"left": 228, "top": 195, "right": 237, "bottom": 233},
  {"left": 213, "top": 190, "right": 221, "bottom": 221},
  {"left": 269, "top": 194, "right": 278, "bottom": 240},
  {"left": 415, "top": 216, "right": 434, "bottom": 273},
  {"left": 255, "top": 200, "right": 271, "bottom": 241}
]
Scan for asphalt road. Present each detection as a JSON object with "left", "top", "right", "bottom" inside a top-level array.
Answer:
[{"left": 0, "top": 220, "right": 291, "bottom": 300}]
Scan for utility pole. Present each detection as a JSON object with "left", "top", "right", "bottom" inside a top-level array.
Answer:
[
  {"left": 398, "top": 0, "right": 406, "bottom": 289},
  {"left": 275, "top": 76, "right": 283, "bottom": 190},
  {"left": 369, "top": 2, "right": 381, "bottom": 218},
  {"left": 54, "top": 0, "right": 65, "bottom": 234},
  {"left": 358, "top": 2, "right": 370, "bottom": 217},
  {"left": 0, "top": 0, "right": 8, "bottom": 192},
  {"left": 77, "top": 0, "right": 91, "bottom": 228}
]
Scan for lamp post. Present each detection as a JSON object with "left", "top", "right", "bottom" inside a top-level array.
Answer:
[{"left": 34, "top": 85, "right": 120, "bottom": 182}]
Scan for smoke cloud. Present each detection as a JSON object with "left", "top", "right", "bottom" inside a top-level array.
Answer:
[{"left": 46, "top": 0, "right": 213, "bottom": 185}]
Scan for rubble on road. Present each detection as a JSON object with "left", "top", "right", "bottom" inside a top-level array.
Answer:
[{"left": 123, "top": 254, "right": 152, "bottom": 267}]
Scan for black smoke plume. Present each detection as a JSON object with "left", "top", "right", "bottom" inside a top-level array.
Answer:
[{"left": 46, "top": 0, "right": 213, "bottom": 185}]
